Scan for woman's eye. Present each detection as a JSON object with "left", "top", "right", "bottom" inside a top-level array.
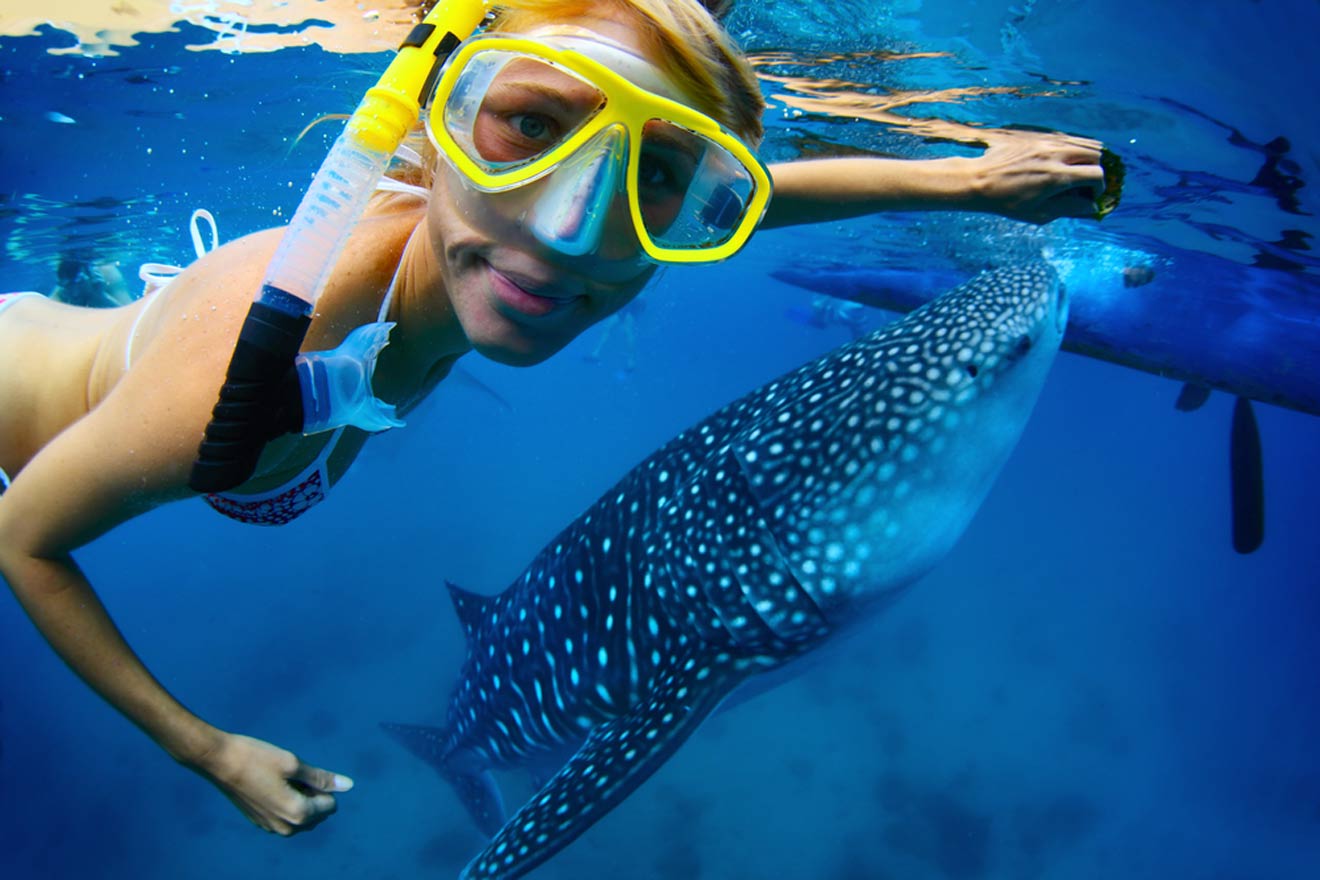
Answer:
[
  {"left": 638, "top": 155, "right": 676, "bottom": 190},
  {"left": 472, "top": 109, "right": 563, "bottom": 163},
  {"left": 638, "top": 133, "right": 700, "bottom": 199},
  {"left": 512, "top": 113, "right": 554, "bottom": 143}
]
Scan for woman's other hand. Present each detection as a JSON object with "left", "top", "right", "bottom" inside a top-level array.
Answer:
[{"left": 963, "top": 128, "right": 1107, "bottom": 224}]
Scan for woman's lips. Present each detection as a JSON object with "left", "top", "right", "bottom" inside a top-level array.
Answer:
[{"left": 486, "top": 263, "right": 579, "bottom": 318}]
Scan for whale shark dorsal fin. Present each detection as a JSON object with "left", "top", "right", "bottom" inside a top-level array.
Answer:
[
  {"left": 460, "top": 651, "right": 749, "bottom": 880},
  {"left": 447, "top": 581, "right": 493, "bottom": 643}
]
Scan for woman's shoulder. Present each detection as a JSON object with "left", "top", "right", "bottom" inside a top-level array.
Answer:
[
  {"left": 145, "top": 212, "right": 419, "bottom": 357},
  {"left": 169, "top": 217, "right": 407, "bottom": 305}
]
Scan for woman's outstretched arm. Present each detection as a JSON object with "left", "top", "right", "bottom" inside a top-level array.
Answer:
[{"left": 762, "top": 129, "right": 1108, "bottom": 229}]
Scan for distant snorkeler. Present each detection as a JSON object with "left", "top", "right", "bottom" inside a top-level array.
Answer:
[
  {"left": 584, "top": 294, "right": 647, "bottom": 372},
  {"left": 49, "top": 253, "right": 135, "bottom": 307},
  {"left": 787, "top": 294, "right": 871, "bottom": 339},
  {"left": 0, "top": 0, "right": 1114, "bottom": 841}
]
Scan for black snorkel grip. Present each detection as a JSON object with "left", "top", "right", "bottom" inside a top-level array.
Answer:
[
  {"left": 188, "top": 286, "right": 309, "bottom": 493},
  {"left": 185, "top": 2, "right": 492, "bottom": 494}
]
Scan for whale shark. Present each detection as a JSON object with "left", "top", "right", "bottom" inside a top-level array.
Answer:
[
  {"left": 385, "top": 264, "right": 1068, "bottom": 879},
  {"left": 771, "top": 254, "right": 1320, "bottom": 553}
]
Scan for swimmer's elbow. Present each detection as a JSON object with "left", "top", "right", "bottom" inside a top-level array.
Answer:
[
  {"left": 0, "top": 548, "right": 88, "bottom": 615},
  {"left": 0, "top": 509, "right": 80, "bottom": 597}
]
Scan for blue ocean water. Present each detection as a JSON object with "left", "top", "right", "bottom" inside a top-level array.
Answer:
[{"left": 1, "top": 2, "right": 1318, "bottom": 879}]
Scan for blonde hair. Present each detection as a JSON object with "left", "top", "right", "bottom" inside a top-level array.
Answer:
[
  {"left": 486, "top": 0, "right": 763, "bottom": 143},
  {"left": 373, "top": 0, "right": 763, "bottom": 206}
]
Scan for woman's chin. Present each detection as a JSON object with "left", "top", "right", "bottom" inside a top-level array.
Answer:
[{"left": 471, "top": 335, "right": 567, "bottom": 367}]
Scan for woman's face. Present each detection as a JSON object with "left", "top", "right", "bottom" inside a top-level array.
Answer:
[{"left": 427, "top": 13, "right": 667, "bottom": 367}]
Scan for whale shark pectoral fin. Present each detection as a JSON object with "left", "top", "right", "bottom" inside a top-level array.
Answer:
[
  {"left": 381, "top": 723, "right": 507, "bottom": 836},
  {"left": 460, "top": 653, "right": 747, "bottom": 880}
]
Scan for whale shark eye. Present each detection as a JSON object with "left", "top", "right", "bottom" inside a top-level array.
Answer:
[{"left": 964, "top": 363, "right": 979, "bottom": 378}]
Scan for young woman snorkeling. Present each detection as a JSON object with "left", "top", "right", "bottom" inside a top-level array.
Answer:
[{"left": 0, "top": 0, "right": 1106, "bottom": 837}]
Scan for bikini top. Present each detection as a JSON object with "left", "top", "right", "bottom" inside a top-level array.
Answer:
[{"left": 201, "top": 429, "right": 344, "bottom": 526}]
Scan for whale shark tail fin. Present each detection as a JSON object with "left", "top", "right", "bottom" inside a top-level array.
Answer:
[
  {"left": 381, "top": 583, "right": 509, "bottom": 836},
  {"left": 381, "top": 723, "right": 508, "bottom": 838},
  {"left": 380, "top": 721, "right": 448, "bottom": 769}
]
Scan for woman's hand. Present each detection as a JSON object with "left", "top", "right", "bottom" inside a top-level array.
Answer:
[
  {"left": 191, "top": 731, "right": 355, "bottom": 836},
  {"left": 962, "top": 129, "right": 1107, "bottom": 224}
]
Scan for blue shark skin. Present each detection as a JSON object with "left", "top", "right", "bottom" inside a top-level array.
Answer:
[{"left": 385, "top": 264, "right": 1068, "bottom": 880}]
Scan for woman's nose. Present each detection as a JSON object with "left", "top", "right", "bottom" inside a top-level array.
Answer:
[{"left": 528, "top": 125, "right": 631, "bottom": 258}]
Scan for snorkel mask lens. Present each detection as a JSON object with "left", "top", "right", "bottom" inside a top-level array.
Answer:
[
  {"left": 634, "top": 119, "right": 758, "bottom": 251},
  {"left": 430, "top": 35, "right": 771, "bottom": 264},
  {"left": 444, "top": 49, "right": 606, "bottom": 176}
]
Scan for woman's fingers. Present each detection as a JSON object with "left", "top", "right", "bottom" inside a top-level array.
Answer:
[
  {"left": 278, "top": 787, "right": 339, "bottom": 831},
  {"left": 1050, "top": 162, "right": 1105, "bottom": 198},
  {"left": 262, "top": 760, "right": 351, "bottom": 832},
  {"left": 292, "top": 760, "right": 355, "bottom": 794},
  {"left": 197, "top": 732, "right": 355, "bottom": 836}
]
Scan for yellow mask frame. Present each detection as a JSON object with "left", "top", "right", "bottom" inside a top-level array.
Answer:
[{"left": 429, "top": 34, "right": 772, "bottom": 264}]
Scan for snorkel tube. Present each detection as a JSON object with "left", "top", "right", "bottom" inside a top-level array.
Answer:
[{"left": 189, "top": 0, "right": 488, "bottom": 494}]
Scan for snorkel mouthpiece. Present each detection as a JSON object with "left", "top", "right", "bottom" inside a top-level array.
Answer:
[
  {"left": 529, "top": 125, "right": 626, "bottom": 257},
  {"left": 297, "top": 323, "right": 405, "bottom": 435}
]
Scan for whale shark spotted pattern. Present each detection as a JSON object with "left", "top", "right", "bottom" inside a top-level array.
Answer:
[{"left": 385, "top": 263, "right": 1068, "bottom": 879}]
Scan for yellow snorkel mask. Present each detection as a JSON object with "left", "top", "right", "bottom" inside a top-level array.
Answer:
[{"left": 429, "top": 31, "right": 772, "bottom": 265}]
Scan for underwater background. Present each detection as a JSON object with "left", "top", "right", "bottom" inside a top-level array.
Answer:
[{"left": 1, "top": 1, "right": 1318, "bottom": 878}]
